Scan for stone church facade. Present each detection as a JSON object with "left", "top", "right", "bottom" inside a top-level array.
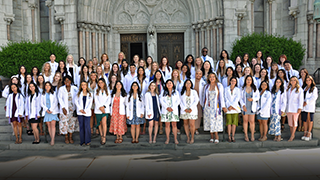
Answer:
[{"left": 0, "top": 0, "right": 319, "bottom": 72}]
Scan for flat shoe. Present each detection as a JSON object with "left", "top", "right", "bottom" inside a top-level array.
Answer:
[
  {"left": 209, "top": 139, "right": 214, "bottom": 143},
  {"left": 214, "top": 139, "right": 219, "bottom": 144},
  {"left": 152, "top": 140, "right": 156, "bottom": 144}
]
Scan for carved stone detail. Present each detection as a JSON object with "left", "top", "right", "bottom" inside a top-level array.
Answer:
[
  {"left": 3, "top": 14, "right": 15, "bottom": 25},
  {"left": 125, "top": 0, "right": 140, "bottom": 16},
  {"left": 162, "top": 0, "right": 178, "bottom": 15},
  {"left": 235, "top": 8, "right": 246, "bottom": 21},
  {"left": 118, "top": 13, "right": 132, "bottom": 24},
  {"left": 154, "top": 12, "right": 169, "bottom": 24},
  {"left": 289, "top": 7, "right": 300, "bottom": 18}
]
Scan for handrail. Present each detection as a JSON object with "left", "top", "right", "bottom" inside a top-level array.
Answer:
[{"left": 312, "top": 68, "right": 320, "bottom": 84}]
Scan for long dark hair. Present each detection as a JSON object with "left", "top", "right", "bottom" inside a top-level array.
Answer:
[
  {"left": 184, "top": 54, "right": 194, "bottom": 67},
  {"left": 31, "top": 66, "right": 40, "bottom": 76},
  {"left": 78, "top": 57, "right": 86, "bottom": 66},
  {"left": 225, "top": 67, "right": 235, "bottom": 77},
  {"left": 256, "top": 50, "right": 264, "bottom": 62},
  {"left": 62, "top": 75, "right": 73, "bottom": 86},
  {"left": 111, "top": 81, "right": 127, "bottom": 98},
  {"left": 43, "top": 82, "right": 54, "bottom": 95},
  {"left": 137, "top": 66, "right": 146, "bottom": 84},
  {"left": 234, "top": 64, "right": 243, "bottom": 78},
  {"left": 24, "top": 74, "right": 32, "bottom": 95},
  {"left": 271, "top": 77, "right": 284, "bottom": 94},
  {"left": 175, "top": 60, "right": 184, "bottom": 70},
  {"left": 9, "top": 77, "right": 21, "bottom": 89},
  {"left": 229, "top": 77, "right": 238, "bottom": 87},
  {"left": 109, "top": 63, "right": 121, "bottom": 83},
  {"left": 220, "top": 50, "right": 230, "bottom": 60},
  {"left": 128, "top": 82, "right": 142, "bottom": 102},
  {"left": 243, "top": 75, "right": 257, "bottom": 91},
  {"left": 56, "top": 60, "right": 68, "bottom": 75},
  {"left": 80, "top": 65, "right": 90, "bottom": 83},
  {"left": 163, "top": 79, "right": 176, "bottom": 97},
  {"left": 242, "top": 53, "right": 250, "bottom": 65},
  {"left": 258, "top": 80, "right": 270, "bottom": 92},
  {"left": 108, "top": 74, "right": 117, "bottom": 91},
  {"left": 259, "top": 68, "right": 269, "bottom": 83},
  {"left": 146, "top": 56, "right": 153, "bottom": 68},
  {"left": 153, "top": 70, "right": 165, "bottom": 86},
  {"left": 18, "top": 65, "right": 26, "bottom": 82},
  {"left": 277, "top": 69, "right": 288, "bottom": 83},
  {"left": 27, "top": 82, "right": 39, "bottom": 97},
  {"left": 302, "top": 75, "right": 316, "bottom": 93},
  {"left": 159, "top": 56, "right": 171, "bottom": 72},
  {"left": 96, "top": 78, "right": 109, "bottom": 96},
  {"left": 201, "top": 61, "right": 213, "bottom": 76},
  {"left": 9, "top": 84, "right": 22, "bottom": 95},
  {"left": 36, "top": 75, "right": 45, "bottom": 89},
  {"left": 120, "top": 59, "right": 129, "bottom": 76},
  {"left": 181, "top": 79, "right": 193, "bottom": 96},
  {"left": 181, "top": 64, "right": 191, "bottom": 79}
]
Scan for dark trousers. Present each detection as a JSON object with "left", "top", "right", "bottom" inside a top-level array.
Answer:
[{"left": 78, "top": 115, "right": 91, "bottom": 144}]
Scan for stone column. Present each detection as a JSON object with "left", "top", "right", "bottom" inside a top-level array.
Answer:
[
  {"left": 55, "top": 15, "right": 65, "bottom": 40},
  {"left": 307, "top": 14, "right": 314, "bottom": 58},
  {"left": 91, "top": 27, "right": 96, "bottom": 59},
  {"left": 104, "top": 26, "right": 110, "bottom": 54},
  {"left": 268, "top": 0, "right": 274, "bottom": 34},
  {"left": 195, "top": 28, "right": 199, "bottom": 57},
  {"left": 28, "top": 3, "right": 37, "bottom": 42},
  {"left": 289, "top": 7, "right": 299, "bottom": 35},
  {"left": 3, "top": 15, "right": 15, "bottom": 41},
  {"left": 201, "top": 25, "right": 205, "bottom": 49},
  {"left": 212, "top": 27, "right": 217, "bottom": 60},
  {"left": 45, "top": 0, "right": 53, "bottom": 40},
  {"left": 317, "top": 22, "right": 320, "bottom": 58},
  {"left": 207, "top": 23, "right": 212, "bottom": 57},
  {"left": 85, "top": 24, "right": 91, "bottom": 60},
  {"left": 217, "top": 20, "right": 224, "bottom": 54},
  {"left": 98, "top": 26, "right": 103, "bottom": 58},
  {"left": 250, "top": 0, "right": 255, "bottom": 33},
  {"left": 235, "top": 9, "right": 246, "bottom": 36},
  {"left": 77, "top": 23, "right": 86, "bottom": 58}
]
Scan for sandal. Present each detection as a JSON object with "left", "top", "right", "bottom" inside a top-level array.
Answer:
[
  {"left": 228, "top": 136, "right": 232, "bottom": 142},
  {"left": 149, "top": 141, "right": 152, "bottom": 144},
  {"left": 297, "top": 126, "right": 302, "bottom": 132},
  {"left": 165, "top": 139, "right": 169, "bottom": 144},
  {"left": 209, "top": 139, "right": 214, "bottom": 143},
  {"left": 281, "top": 124, "right": 285, "bottom": 132},
  {"left": 15, "top": 138, "right": 19, "bottom": 144},
  {"left": 118, "top": 138, "right": 123, "bottom": 143},
  {"left": 152, "top": 140, "right": 156, "bottom": 144},
  {"left": 18, "top": 138, "right": 22, "bottom": 144},
  {"left": 174, "top": 139, "right": 179, "bottom": 144},
  {"left": 244, "top": 136, "right": 249, "bottom": 142},
  {"left": 232, "top": 136, "right": 236, "bottom": 143},
  {"left": 115, "top": 138, "right": 119, "bottom": 143},
  {"left": 95, "top": 129, "right": 99, "bottom": 135},
  {"left": 214, "top": 139, "right": 219, "bottom": 144},
  {"left": 132, "top": 140, "right": 135, "bottom": 143},
  {"left": 195, "top": 130, "right": 199, "bottom": 135},
  {"left": 159, "top": 129, "right": 163, "bottom": 135},
  {"left": 101, "top": 136, "right": 106, "bottom": 145},
  {"left": 27, "top": 130, "right": 33, "bottom": 136}
]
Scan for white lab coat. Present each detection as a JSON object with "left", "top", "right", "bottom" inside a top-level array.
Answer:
[
  {"left": 215, "top": 60, "right": 235, "bottom": 71},
  {"left": 126, "top": 94, "right": 145, "bottom": 120},
  {"left": 58, "top": 85, "right": 78, "bottom": 115},
  {"left": 173, "top": 80, "right": 183, "bottom": 94},
  {"left": 74, "top": 92, "right": 94, "bottom": 117},
  {"left": 240, "top": 87, "right": 260, "bottom": 113},
  {"left": 285, "top": 68, "right": 299, "bottom": 80},
  {"left": 201, "top": 55, "right": 215, "bottom": 71},
  {"left": 41, "top": 92, "right": 59, "bottom": 115},
  {"left": 180, "top": 89, "right": 199, "bottom": 116},
  {"left": 302, "top": 87, "right": 318, "bottom": 113},
  {"left": 42, "top": 73, "right": 54, "bottom": 83},
  {"left": 159, "top": 66, "right": 173, "bottom": 82},
  {"left": 224, "top": 86, "right": 241, "bottom": 114},
  {"left": 201, "top": 83, "right": 226, "bottom": 110},
  {"left": 222, "top": 77, "right": 240, "bottom": 89},
  {"left": 25, "top": 93, "right": 41, "bottom": 119},
  {"left": 6, "top": 93, "right": 24, "bottom": 118},
  {"left": 257, "top": 90, "right": 272, "bottom": 118},
  {"left": 2, "top": 85, "right": 10, "bottom": 98},
  {"left": 256, "top": 78, "right": 274, "bottom": 91},
  {"left": 48, "top": 61, "right": 59, "bottom": 74},
  {"left": 239, "top": 76, "right": 258, "bottom": 89},
  {"left": 94, "top": 89, "right": 111, "bottom": 114},
  {"left": 133, "top": 77, "right": 149, "bottom": 96},
  {"left": 144, "top": 92, "right": 160, "bottom": 120},
  {"left": 123, "top": 73, "right": 137, "bottom": 93},
  {"left": 286, "top": 87, "right": 304, "bottom": 113},
  {"left": 66, "top": 64, "right": 79, "bottom": 86},
  {"left": 110, "top": 95, "right": 126, "bottom": 116},
  {"left": 160, "top": 91, "right": 181, "bottom": 115},
  {"left": 271, "top": 90, "right": 287, "bottom": 115}
]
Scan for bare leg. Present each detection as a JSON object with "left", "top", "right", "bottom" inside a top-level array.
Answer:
[
  {"left": 165, "top": 122, "right": 170, "bottom": 144},
  {"left": 12, "top": 121, "right": 18, "bottom": 143},
  {"left": 248, "top": 115, "right": 255, "bottom": 141},
  {"left": 18, "top": 122, "right": 22, "bottom": 143},
  {"left": 242, "top": 114, "right": 249, "bottom": 141},
  {"left": 148, "top": 120, "right": 154, "bottom": 142},
  {"left": 263, "top": 120, "right": 268, "bottom": 139},
  {"left": 31, "top": 123, "right": 39, "bottom": 142},
  {"left": 258, "top": 120, "right": 263, "bottom": 139},
  {"left": 183, "top": 120, "right": 190, "bottom": 143},
  {"left": 172, "top": 122, "right": 178, "bottom": 144},
  {"left": 231, "top": 125, "right": 236, "bottom": 138},
  {"left": 153, "top": 121, "right": 159, "bottom": 142},
  {"left": 189, "top": 120, "right": 195, "bottom": 144},
  {"left": 136, "top": 125, "right": 140, "bottom": 142},
  {"left": 131, "top": 125, "right": 136, "bottom": 142}
]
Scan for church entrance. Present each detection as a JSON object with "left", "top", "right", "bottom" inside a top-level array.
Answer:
[
  {"left": 157, "top": 33, "right": 184, "bottom": 67},
  {"left": 120, "top": 34, "right": 148, "bottom": 63}
]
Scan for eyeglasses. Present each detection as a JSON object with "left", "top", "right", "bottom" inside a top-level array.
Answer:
[{"left": 202, "top": 51, "right": 207, "bottom": 53}]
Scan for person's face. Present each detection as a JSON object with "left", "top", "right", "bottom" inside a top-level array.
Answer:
[
  {"left": 139, "top": 60, "right": 145, "bottom": 67},
  {"left": 132, "top": 83, "right": 138, "bottom": 91},
  {"left": 133, "top": 55, "right": 139, "bottom": 62},
  {"left": 187, "top": 56, "right": 193, "bottom": 63},
  {"left": 12, "top": 78, "right": 18, "bottom": 84},
  {"left": 278, "top": 71, "right": 284, "bottom": 78},
  {"left": 138, "top": 68, "right": 144, "bottom": 76},
  {"left": 245, "top": 68, "right": 250, "bottom": 75},
  {"left": 196, "top": 71, "right": 203, "bottom": 80},
  {"left": 64, "top": 78, "right": 71, "bottom": 86},
  {"left": 67, "top": 56, "right": 73, "bottom": 63},
  {"left": 113, "top": 65, "right": 119, "bottom": 72},
  {"left": 202, "top": 49, "right": 208, "bottom": 56},
  {"left": 102, "top": 55, "right": 107, "bottom": 61},
  {"left": 257, "top": 51, "right": 262, "bottom": 58},
  {"left": 251, "top": 59, "right": 257, "bottom": 65},
  {"left": 301, "top": 70, "right": 306, "bottom": 77},
  {"left": 284, "top": 63, "right": 290, "bottom": 71},
  {"left": 290, "top": 78, "right": 297, "bottom": 87},
  {"left": 80, "top": 59, "right": 85, "bottom": 66},
  {"left": 261, "top": 82, "right": 267, "bottom": 90},
  {"left": 222, "top": 51, "right": 227, "bottom": 58},
  {"left": 130, "top": 66, "right": 136, "bottom": 73},
  {"left": 227, "top": 68, "right": 233, "bottom": 76},
  {"left": 150, "top": 83, "right": 156, "bottom": 91},
  {"left": 93, "top": 58, "right": 98, "bottom": 64},
  {"left": 195, "top": 58, "right": 201, "bottom": 65},
  {"left": 54, "top": 74, "right": 61, "bottom": 81},
  {"left": 91, "top": 73, "right": 97, "bottom": 81},
  {"left": 32, "top": 68, "right": 38, "bottom": 75},
  {"left": 173, "top": 71, "right": 179, "bottom": 78},
  {"left": 276, "top": 79, "right": 282, "bottom": 88},
  {"left": 59, "top": 62, "right": 64, "bottom": 68},
  {"left": 155, "top": 72, "right": 161, "bottom": 80},
  {"left": 236, "top": 66, "right": 242, "bottom": 73},
  {"left": 152, "top": 63, "right": 158, "bottom": 71},
  {"left": 246, "top": 77, "right": 252, "bottom": 86},
  {"left": 116, "top": 82, "right": 122, "bottom": 90},
  {"left": 182, "top": 66, "right": 187, "bottom": 73},
  {"left": 261, "top": 70, "right": 267, "bottom": 78},
  {"left": 45, "top": 64, "right": 50, "bottom": 71},
  {"left": 219, "top": 60, "right": 224, "bottom": 67},
  {"left": 81, "top": 82, "right": 87, "bottom": 90},
  {"left": 176, "top": 61, "right": 182, "bottom": 69},
  {"left": 166, "top": 81, "right": 173, "bottom": 89},
  {"left": 244, "top": 54, "right": 248, "bottom": 61},
  {"left": 204, "top": 62, "right": 210, "bottom": 70},
  {"left": 83, "top": 66, "right": 88, "bottom": 73},
  {"left": 29, "top": 84, "right": 35, "bottom": 93},
  {"left": 97, "top": 67, "right": 102, "bottom": 74},
  {"left": 20, "top": 67, "right": 26, "bottom": 74},
  {"left": 272, "top": 64, "right": 278, "bottom": 71},
  {"left": 118, "top": 53, "right": 124, "bottom": 60},
  {"left": 147, "top": 57, "right": 152, "bottom": 65},
  {"left": 162, "top": 58, "right": 168, "bottom": 66},
  {"left": 11, "top": 85, "right": 17, "bottom": 93},
  {"left": 230, "top": 78, "right": 237, "bottom": 86},
  {"left": 266, "top": 57, "right": 272, "bottom": 64},
  {"left": 255, "top": 65, "right": 260, "bottom": 73},
  {"left": 306, "top": 78, "right": 312, "bottom": 86},
  {"left": 280, "top": 57, "right": 285, "bottom": 63},
  {"left": 105, "top": 62, "right": 110, "bottom": 69},
  {"left": 50, "top": 55, "right": 56, "bottom": 61},
  {"left": 88, "top": 61, "right": 93, "bottom": 67},
  {"left": 209, "top": 74, "right": 216, "bottom": 83},
  {"left": 185, "top": 81, "right": 191, "bottom": 89},
  {"left": 38, "top": 76, "right": 44, "bottom": 83},
  {"left": 98, "top": 80, "right": 105, "bottom": 89},
  {"left": 26, "top": 75, "right": 32, "bottom": 83},
  {"left": 111, "top": 76, "right": 117, "bottom": 83},
  {"left": 236, "top": 57, "right": 241, "bottom": 65},
  {"left": 45, "top": 83, "right": 51, "bottom": 92}
]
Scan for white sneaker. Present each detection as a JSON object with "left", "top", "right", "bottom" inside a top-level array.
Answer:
[{"left": 301, "top": 136, "right": 306, "bottom": 140}]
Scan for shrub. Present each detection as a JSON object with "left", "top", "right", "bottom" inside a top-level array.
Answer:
[
  {"left": 0, "top": 40, "right": 69, "bottom": 78},
  {"left": 230, "top": 33, "right": 306, "bottom": 70}
]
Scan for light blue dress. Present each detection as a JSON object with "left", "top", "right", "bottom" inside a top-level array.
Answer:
[
  {"left": 43, "top": 93, "right": 59, "bottom": 122},
  {"left": 268, "top": 91, "right": 281, "bottom": 135}
]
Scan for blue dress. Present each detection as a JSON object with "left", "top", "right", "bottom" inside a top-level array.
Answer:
[
  {"left": 147, "top": 96, "right": 160, "bottom": 121},
  {"left": 269, "top": 91, "right": 281, "bottom": 135},
  {"left": 127, "top": 98, "right": 145, "bottom": 125},
  {"left": 243, "top": 91, "right": 255, "bottom": 115},
  {"left": 43, "top": 93, "right": 59, "bottom": 122}
]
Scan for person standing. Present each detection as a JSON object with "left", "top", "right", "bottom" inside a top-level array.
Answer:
[
  {"left": 256, "top": 81, "right": 271, "bottom": 142},
  {"left": 123, "top": 64, "right": 137, "bottom": 93},
  {"left": 66, "top": 55, "right": 79, "bottom": 86},
  {"left": 201, "top": 47, "right": 214, "bottom": 71},
  {"left": 48, "top": 54, "right": 59, "bottom": 74}
]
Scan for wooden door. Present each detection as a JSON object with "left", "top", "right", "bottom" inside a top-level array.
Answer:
[{"left": 120, "top": 34, "right": 148, "bottom": 64}]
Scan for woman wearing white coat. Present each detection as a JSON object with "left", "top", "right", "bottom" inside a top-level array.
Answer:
[
  {"left": 161, "top": 79, "right": 181, "bottom": 144},
  {"left": 126, "top": 82, "right": 145, "bottom": 143},
  {"left": 6, "top": 84, "right": 24, "bottom": 144},
  {"left": 240, "top": 75, "right": 260, "bottom": 142},
  {"left": 286, "top": 76, "right": 304, "bottom": 142},
  {"left": 159, "top": 56, "right": 172, "bottom": 81},
  {"left": 66, "top": 55, "right": 79, "bottom": 86},
  {"left": 145, "top": 82, "right": 161, "bottom": 143},
  {"left": 58, "top": 75, "right": 78, "bottom": 144},
  {"left": 75, "top": 81, "right": 94, "bottom": 146},
  {"left": 41, "top": 82, "right": 59, "bottom": 146},
  {"left": 256, "top": 80, "right": 272, "bottom": 142},
  {"left": 224, "top": 77, "right": 241, "bottom": 142},
  {"left": 268, "top": 78, "right": 287, "bottom": 141},
  {"left": 180, "top": 79, "right": 199, "bottom": 144},
  {"left": 301, "top": 76, "right": 318, "bottom": 141},
  {"left": 94, "top": 78, "right": 111, "bottom": 145},
  {"left": 25, "top": 82, "right": 41, "bottom": 144}
]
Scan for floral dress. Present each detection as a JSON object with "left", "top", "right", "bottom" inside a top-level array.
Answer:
[
  {"left": 109, "top": 97, "right": 127, "bottom": 135},
  {"left": 59, "top": 92, "right": 78, "bottom": 135},
  {"left": 161, "top": 96, "right": 179, "bottom": 122},
  {"left": 180, "top": 96, "right": 198, "bottom": 120},
  {"left": 203, "top": 89, "right": 223, "bottom": 133},
  {"left": 268, "top": 91, "right": 281, "bottom": 136}
]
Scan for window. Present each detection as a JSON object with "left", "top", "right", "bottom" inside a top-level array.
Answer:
[
  {"left": 254, "top": 0, "right": 264, "bottom": 33},
  {"left": 40, "top": 0, "right": 49, "bottom": 41}
]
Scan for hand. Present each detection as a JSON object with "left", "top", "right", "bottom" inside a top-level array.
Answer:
[
  {"left": 243, "top": 106, "right": 247, "bottom": 112},
  {"left": 99, "top": 106, "right": 105, "bottom": 112},
  {"left": 62, "top": 108, "right": 67, "bottom": 116},
  {"left": 19, "top": 115, "right": 23, "bottom": 118},
  {"left": 222, "top": 107, "right": 227, "bottom": 113},
  {"left": 25, "top": 116, "right": 28, "bottom": 120},
  {"left": 127, "top": 116, "right": 130, "bottom": 119},
  {"left": 37, "top": 116, "right": 40, "bottom": 119},
  {"left": 281, "top": 111, "right": 284, "bottom": 115},
  {"left": 247, "top": 98, "right": 253, "bottom": 102},
  {"left": 140, "top": 114, "right": 144, "bottom": 118},
  {"left": 303, "top": 102, "right": 307, "bottom": 107},
  {"left": 228, "top": 106, "right": 232, "bottom": 111},
  {"left": 80, "top": 110, "right": 86, "bottom": 114},
  {"left": 147, "top": 114, "right": 151, "bottom": 118},
  {"left": 4, "top": 106, "right": 6, "bottom": 111},
  {"left": 167, "top": 107, "right": 173, "bottom": 112},
  {"left": 297, "top": 109, "right": 302, "bottom": 114}
]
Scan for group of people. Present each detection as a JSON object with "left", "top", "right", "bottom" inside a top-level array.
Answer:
[{"left": 2, "top": 48, "right": 318, "bottom": 146}]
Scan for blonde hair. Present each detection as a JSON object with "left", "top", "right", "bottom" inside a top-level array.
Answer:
[
  {"left": 195, "top": 57, "right": 203, "bottom": 71},
  {"left": 242, "top": 67, "right": 253, "bottom": 77},
  {"left": 53, "top": 72, "right": 62, "bottom": 89},
  {"left": 78, "top": 81, "right": 92, "bottom": 97},
  {"left": 171, "top": 69, "right": 181, "bottom": 83},
  {"left": 147, "top": 82, "right": 159, "bottom": 95},
  {"left": 287, "top": 76, "right": 300, "bottom": 93},
  {"left": 118, "top": 52, "right": 126, "bottom": 64},
  {"left": 150, "top": 62, "right": 159, "bottom": 77},
  {"left": 41, "top": 62, "right": 52, "bottom": 76},
  {"left": 103, "top": 61, "right": 110, "bottom": 73},
  {"left": 65, "top": 54, "right": 75, "bottom": 65}
]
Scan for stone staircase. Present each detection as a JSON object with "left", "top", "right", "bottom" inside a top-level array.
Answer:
[{"left": 0, "top": 98, "right": 318, "bottom": 150}]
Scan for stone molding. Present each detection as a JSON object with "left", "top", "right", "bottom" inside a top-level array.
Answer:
[
  {"left": 55, "top": 13, "right": 65, "bottom": 24},
  {"left": 235, "top": 8, "right": 246, "bottom": 21},
  {"left": 3, "top": 13, "right": 15, "bottom": 25},
  {"left": 289, "top": 6, "right": 300, "bottom": 18}
]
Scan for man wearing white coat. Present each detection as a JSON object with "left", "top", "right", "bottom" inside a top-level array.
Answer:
[{"left": 123, "top": 64, "right": 137, "bottom": 93}]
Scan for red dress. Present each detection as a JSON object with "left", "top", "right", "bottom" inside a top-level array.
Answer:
[{"left": 109, "top": 97, "right": 127, "bottom": 135}]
